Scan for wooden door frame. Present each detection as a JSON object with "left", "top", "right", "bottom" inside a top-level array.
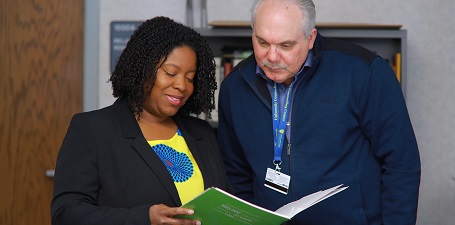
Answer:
[{"left": 0, "top": 0, "right": 84, "bottom": 224}]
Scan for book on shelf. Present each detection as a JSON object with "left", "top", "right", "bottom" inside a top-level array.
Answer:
[
  {"left": 220, "top": 46, "right": 253, "bottom": 78},
  {"left": 392, "top": 52, "right": 401, "bottom": 83},
  {"left": 223, "top": 59, "right": 233, "bottom": 77},
  {"left": 233, "top": 49, "right": 253, "bottom": 67},
  {"left": 177, "top": 184, "right": 348, "bottom": 225},
  {"left": 202, "top": 48, "right": 252, "bottom": 122}
]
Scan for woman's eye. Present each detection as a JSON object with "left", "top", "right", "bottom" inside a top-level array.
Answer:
[
  {"left": 186, "top": 74, "right": 195, "bottom": 83},
  {"left": 162, "top": 69, "right": 176, "bottom": 76}
]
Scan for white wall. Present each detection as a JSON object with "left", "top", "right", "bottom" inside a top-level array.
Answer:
[
  {"left": 96, "top": 0, "right": 187, "bottom": 109},
  {"left": 88, "top": 0, "right": 455, "bottom": 224}
]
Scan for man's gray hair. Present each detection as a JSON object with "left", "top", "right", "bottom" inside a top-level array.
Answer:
[{"left": 250, "top": 0, "right": 316, "bottom": 39}]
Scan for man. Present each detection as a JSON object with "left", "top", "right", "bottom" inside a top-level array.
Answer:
[{"left": 217, "top": 0, "right": 421, "bottom": 224}]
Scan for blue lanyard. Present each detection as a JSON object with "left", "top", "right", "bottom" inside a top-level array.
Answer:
[{"left": 272, "top": 81, "right": 293, "bottom": 167}]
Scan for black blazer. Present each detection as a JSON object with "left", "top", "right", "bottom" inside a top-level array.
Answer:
[{"left": 51, "top": 98, "right": 230, "bottom": 225}]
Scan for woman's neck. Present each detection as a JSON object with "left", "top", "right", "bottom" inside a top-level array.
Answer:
[{"left": 136, "top": 113, "right": 177, "bottom": 141}]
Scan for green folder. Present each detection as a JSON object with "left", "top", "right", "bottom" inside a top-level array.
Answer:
[{"left": 178, "top": 184, "right": 348, "bottom": 225}]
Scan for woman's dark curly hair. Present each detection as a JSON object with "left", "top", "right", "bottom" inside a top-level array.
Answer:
[{"left": 110, "top": 16, "right": 217, "bottom": 119}]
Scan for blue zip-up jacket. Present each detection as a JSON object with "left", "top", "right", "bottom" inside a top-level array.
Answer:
[{"left": 218, "top": 33, "right": 420, "bottom": 225}]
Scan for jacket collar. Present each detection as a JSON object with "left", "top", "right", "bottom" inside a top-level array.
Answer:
[
  {"left": 112, "top": 97, "right": 209, "bottom": 205},
  {"left": 113, "top": 97, "right": 141, "bottom": 138},
  {"left": 235, "top": 55, "right": 272, "bottom": 109},
  {"left": 113, "top": 97, "right": 181, "bottom": 205}
]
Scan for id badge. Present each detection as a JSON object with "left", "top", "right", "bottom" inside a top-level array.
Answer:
[{"left": 264, "top": 168, "right": 291, "bottom": 195}]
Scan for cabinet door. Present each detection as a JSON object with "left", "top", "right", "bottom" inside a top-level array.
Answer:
[{"left": 0, "top": 0, "right": 83, "bottom": 224}]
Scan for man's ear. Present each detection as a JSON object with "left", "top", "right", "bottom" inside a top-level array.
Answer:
[{"left": 308, "top": 28, "right": 317, "bottom": 50}]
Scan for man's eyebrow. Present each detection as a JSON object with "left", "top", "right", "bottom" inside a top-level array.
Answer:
[{"left": 255, "top": 35, "right": 297, "bottom": 45}]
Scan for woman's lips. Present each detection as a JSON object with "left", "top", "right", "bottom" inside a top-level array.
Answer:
[{"left": 167, "top": 95, "right": 183, "bottom": 106}]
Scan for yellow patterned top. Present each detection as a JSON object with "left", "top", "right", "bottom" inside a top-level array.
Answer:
[{"left": 147, "top": 128, "right": 204, "bottom": 205}]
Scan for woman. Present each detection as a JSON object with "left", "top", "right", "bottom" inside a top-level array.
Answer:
[{"left": 51, "top": 16, "right": 230, "bottom": 225}]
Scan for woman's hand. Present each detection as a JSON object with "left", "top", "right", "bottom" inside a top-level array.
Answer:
[{"left": 149, "top": 204, "right": 201, "bottom": 225}]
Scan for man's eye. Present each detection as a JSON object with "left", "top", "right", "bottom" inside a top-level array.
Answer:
[
  {"left": 281, "top": 44, "right": 292, "bottom": 49},
  {"left": 258, "top": 41, "right": 268, "bottom": 47}
]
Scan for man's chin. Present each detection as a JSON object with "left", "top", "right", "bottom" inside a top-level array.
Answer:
[
  {"left": 265, "top": 72, "right": 287, "bottom": 82},
  {"left": 267, "top": 77, "right": 287, "bottom": 84}
]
